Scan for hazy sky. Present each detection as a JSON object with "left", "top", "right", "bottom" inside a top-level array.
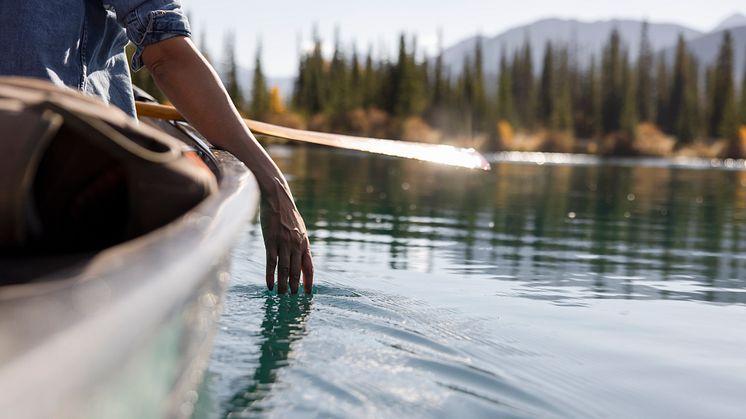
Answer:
[{"left": 180, "top": 0, "right": 746, "bottom": 77}]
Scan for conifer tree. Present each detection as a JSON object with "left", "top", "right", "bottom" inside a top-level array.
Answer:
[
  {"left": 709, "top": 31, "right": 738, "bottom": 141},
  {"left": 619, "top": 51, "right": 638, "bottom": 141},
  {"left": 538, "top": 41, "right": 555, "bottom": 126},
  {"left": 511, "top": 39, "right": 535, "bottom": 129},
  {"left": 669, "top": 36, "right": 689, "bottom": 137},
  {"left": 459, "top": 57, "right": 474, "bottom": 134},
  {"left": 427, "top": 35, "right": 447, "bottom": 125},
  {"left": 350, "top": 47, "right": 362, "bottom": 109},
  {"left": 471, "top": 39, "right": 487, "bottom": 131},
  {"left": 224, "top": 33, "right": 244, "bottom": 112},
  {"left": 601, "top": 29, "right": 624, "bottom": 134},
  {"left": 668, "top": 35, "right": 697, "bottom": 144},
  {"left": 585, "top": 56, "right": 602, "bottom": 137},
  {"left": 362, "top": 48, "right": 378, "bottom": 109},
  {"left": 297, "top": 37, "right": 325, "bottom": 115},
  {"left": 550, "top": 47, "right": 574, "bottom": 134},
  {"left": 655, "top": 52, "right": 670, "bottom": 132},
  {"left": 496, "top": 49, "right": 514, "bottom": 123},
  {"left": 740, "top": 48, "right": 746, "bottom": 125},
  {"left": 391, "top": 34, "right": 424, "bottom": 118},
  {"left": 249, "top": 43, "right": 269, "bottom": 119},
  {"left": 636, "top": 21, "right": 655, "bottom": 122},
  {"left": 679, "top": 56, "right": 701, "bottom": 143},
  {"left": 327, "top": 35, "right": 350, "bottom": 117}
]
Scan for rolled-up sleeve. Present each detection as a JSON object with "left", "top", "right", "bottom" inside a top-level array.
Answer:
[{"left": 104, "top": 0, "right": 191, "bottom": 71}]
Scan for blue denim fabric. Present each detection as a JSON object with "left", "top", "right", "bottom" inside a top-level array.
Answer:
[{"left": 0, "top": 0, "right": 190, "bottom": 117}]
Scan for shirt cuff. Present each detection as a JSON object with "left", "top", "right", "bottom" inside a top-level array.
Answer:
[{"left": 124, "top": 0, "right": 191, "bottom": 71}]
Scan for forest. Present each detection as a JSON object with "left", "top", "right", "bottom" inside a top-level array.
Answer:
[{"left": 132, "top": 24, "right": 746, "bottom": 157}]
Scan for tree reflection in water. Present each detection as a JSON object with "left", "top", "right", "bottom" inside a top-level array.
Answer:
[{"left": 223, "top": 294, "right": 312, "bottom": 416}]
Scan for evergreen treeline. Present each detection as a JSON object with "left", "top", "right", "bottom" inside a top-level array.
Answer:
[
  {"left": 288, "top": 28, "right": 746, "bottom": 156},
  {"left": 130, "top": 27, "right": 746, "bottom": 157}
]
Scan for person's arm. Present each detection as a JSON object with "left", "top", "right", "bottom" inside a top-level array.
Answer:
[{"left": 142, "top": 36, "right": 313, "bottom": 294}]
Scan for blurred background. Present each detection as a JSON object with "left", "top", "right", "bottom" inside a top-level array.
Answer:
[{"left": 133, "top": 1, "right": 746, "bottom": 159}]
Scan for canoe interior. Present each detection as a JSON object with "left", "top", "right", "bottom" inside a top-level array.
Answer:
[{"left": 0, "top": 120, "right": 260, "bottom": 418}]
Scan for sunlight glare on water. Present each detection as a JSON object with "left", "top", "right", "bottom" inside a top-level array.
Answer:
[{"left": 194, "top": 146, "right": 746, "bottom": 419}]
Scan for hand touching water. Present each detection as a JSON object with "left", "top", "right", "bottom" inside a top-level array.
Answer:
[
  {"left": 140, "top": 38, "right": 314, "bottom": 293},
  {"left": 260, "top": 178, "right": 314, "bottom": 294}
]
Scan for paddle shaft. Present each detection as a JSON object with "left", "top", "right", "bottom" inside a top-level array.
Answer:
[{"left": 135, "top": 101, "right": 491, "bottom": 171}]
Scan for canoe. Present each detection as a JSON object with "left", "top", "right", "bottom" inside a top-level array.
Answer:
[{"left": 0, "top": 93, "right": 259, "bottom": 418}]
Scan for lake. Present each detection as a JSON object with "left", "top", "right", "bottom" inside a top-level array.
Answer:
[{"left": 194, "top": 146, "right": 746, "bottom": 418}]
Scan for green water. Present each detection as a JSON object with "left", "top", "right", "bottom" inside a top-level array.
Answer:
[{"left": 194, "top": 147, "right": 746, "bottom": 418}]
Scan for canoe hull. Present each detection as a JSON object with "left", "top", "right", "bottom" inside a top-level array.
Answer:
[{"left": 0, "top": 151, "right": 259, "bottom": 418}]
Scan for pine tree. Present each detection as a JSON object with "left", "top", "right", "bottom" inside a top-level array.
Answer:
[
  {"left": 390, "top": 34, "right": 424, "bottom": 118},
  {"left": 249, "top": 43, "right": 269, "bottom": 119},
  {"left": 511, "top": 39, "right": 535, "bottom": 129},
  {"left": 709, "top": 31, "right": 738, "bottom": 142},
  {"left": 668, "top": 37, "right": 701, "bottom": 144},
  {"left": 740, "top": 48, "right": 746, "bottom": 125},
  {"left": 586, "top": 56, "right": 602, "bottom": 137},
  {"left": 550, "top": 47, "right": 574, "bottom": 134},
  {"left": 496, "top": 49, "right": 514, "bottom": 123},
  {"left": 669, "top": 36, "right": 689, "bottom": 138},
  {"left": 427, "top": 34, "right": 447, "bottom": 125},
  {"left": 471, "top": 38, "right": 487, "bottom": 131},
  {"left": 327, "top": 35, "right": 349, "bottom": 118},
  {"left": 349, "top": 47, "right": 362, "bottom": 109},
  {"left": 619, "top": 50, "right": 638, "bottom": 142},
  {"left": 679, "top": 56, "right": 701, "bottom": 143},
  {"left": 538, "top": 41, "right": 555, "bottom": 126},
  {"left": 224, "top": 33, "right": 244, "bottom": 112},
  {"left": 297, "top": 37, "right": 325, "bottom": 115},
  {"left": 362, "top": 48, "right": 378, "bottom": 109},
  {"left": 655, "top": 52, "right": 670, "bottom": 132},
  {"left": 459, "top": 56, "right": 474, "bottom": 135},
  {"left": 636, "top": 21, "right": 655, "bottom": 122},
  {"left": 601, "top": 29, "right": 624, "bottom": 134}
]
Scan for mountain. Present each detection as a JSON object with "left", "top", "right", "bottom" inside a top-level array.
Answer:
[
  {"left": 440, "top": 18, "right": 703, "bottom": 75},
  {"left": 712, "top": 13, "right": 746, "bottom": 32}
]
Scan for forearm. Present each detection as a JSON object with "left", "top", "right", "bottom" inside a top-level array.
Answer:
[{"left": 142, "top": 36, "right": 283, "bottom": 196}]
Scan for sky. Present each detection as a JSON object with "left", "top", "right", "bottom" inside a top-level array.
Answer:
[{"left": 179, "top": 0, "right": 746, "bottom": 77}]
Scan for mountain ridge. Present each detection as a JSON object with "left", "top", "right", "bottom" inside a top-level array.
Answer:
[{"left": 440, "top": 17, "right": 704, "bottom": 75}]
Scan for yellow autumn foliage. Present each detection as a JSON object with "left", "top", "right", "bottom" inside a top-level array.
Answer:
[
  {"left": 497, "top": 120, "right": 513, "bottom": 142},
  {"left": 269, "top": 86, "right": 285, "bottom": 114}
]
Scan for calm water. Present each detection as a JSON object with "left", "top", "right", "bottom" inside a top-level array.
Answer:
[{"left": 194, "top": 147, "right": 746, "bottom": 418}]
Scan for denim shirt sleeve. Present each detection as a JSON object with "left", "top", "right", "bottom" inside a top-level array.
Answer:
[{"left": 103, "top": 0, "right": 191, "bottom": 71}]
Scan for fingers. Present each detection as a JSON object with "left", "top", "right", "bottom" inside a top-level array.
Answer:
[
  {"left": 265, "top": 247, "right": 277, "bottom": 291},
  {"left": 289, "top": 251, "right": 301, "bottom": 295},
  {"left": 302, "top": 248, "right": 314, "bottom": 294},
  {"left": 277, "top": 247, "right": 291, "bottom": 294}
]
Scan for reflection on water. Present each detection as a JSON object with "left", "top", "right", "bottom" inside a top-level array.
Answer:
[
  {"left": 285, "top": 147, "right": 746, "bottom": 304},
  {"left": 195, "top": 147, "right": 746, "bottom": 419},
  {"left": 221, "top": 295, "right": 311, "bottom": 417}
]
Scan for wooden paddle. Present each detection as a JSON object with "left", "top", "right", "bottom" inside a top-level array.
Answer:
[{"left": 135, "top": 101, "right": 491, "bottom": 171}]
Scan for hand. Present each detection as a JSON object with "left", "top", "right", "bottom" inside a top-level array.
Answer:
[{"left": 260, "top": 178, "right": 314, "bottom": 294}]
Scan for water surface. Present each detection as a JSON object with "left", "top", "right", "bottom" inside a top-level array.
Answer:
[{"left": 194, "top": 147, "right": 746, "bottom": 418}]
